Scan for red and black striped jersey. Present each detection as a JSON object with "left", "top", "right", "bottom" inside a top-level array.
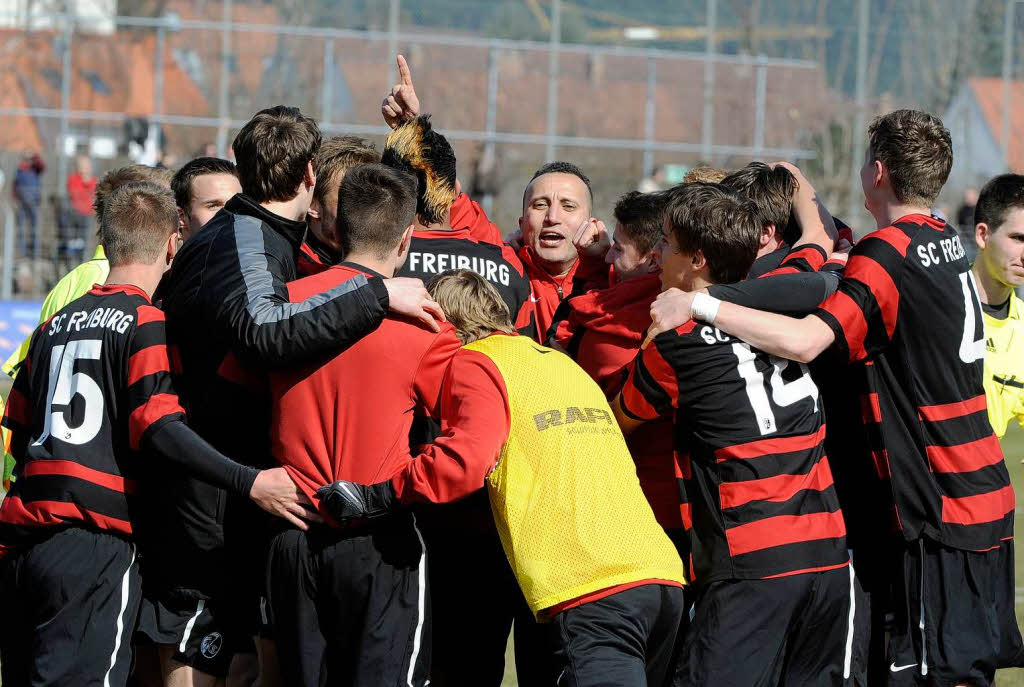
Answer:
[
  {"left": 399, "top": 227, "right": 537, "bottom": 340},
  {"left": 620, "top": 320, "right": 848, "bottom": 583},
  {"left": 816, "top": 214, "right": 1014, "bottom": 551},
  {"left": 0, "top": 284, "right": 185, "bottom": 554}
]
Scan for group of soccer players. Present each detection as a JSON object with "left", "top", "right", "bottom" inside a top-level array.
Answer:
[{"left": 1, "top": 53, "right": 1024, "bottom": 687}]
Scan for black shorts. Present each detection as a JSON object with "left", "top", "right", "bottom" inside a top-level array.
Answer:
[
  {"left": 676, "top": 565, "right": 855, "bottom": 686},
  {"left": 416, "top": 493, "right": 559, "bottom": 687},
  {"left": 553, "top": 583, "right": 685, "bottom": 687},
  {"left": 136, "top": 589, "right": 237, "bottom": 678},
  {"left": 887, "top": 537, "right": 1024, "bottom": 687},
  {"left": 265, "top": 513, "right": 430, "bottom": 687},
  {"left": 0, "top": 527, "right": 141, "bottom": 687}
]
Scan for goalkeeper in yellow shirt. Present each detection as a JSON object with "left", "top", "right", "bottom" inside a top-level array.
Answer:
[{"left": 970, "top": 173, "right": 1024, "bottom": 439}]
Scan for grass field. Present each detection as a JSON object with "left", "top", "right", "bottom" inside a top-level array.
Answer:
[
  {"left": 2, "top": 426, "right": 1024, "bottom": 685},
  {"left": 996, "top": 424, "right": 1024, "bottom": 686}
]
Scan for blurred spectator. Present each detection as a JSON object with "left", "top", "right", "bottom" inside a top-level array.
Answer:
[
  {"left": 65, "top": 155, "right": 96, "bottom": 262},
  {"left": 13, "top": 150, "right": 45, "bottom": 258},
  {"left": 638, "top": 165, "right": 665, "bottom": 192},
  {"left": 956, "top": 187, "right": 979, "bottom": 228},
  {"left": 156, "top": 151, "right": 179, "bottom": 170}
]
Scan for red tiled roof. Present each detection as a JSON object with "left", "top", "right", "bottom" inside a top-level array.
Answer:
[
  {"left": 0, "top": 28, "right": 210, "bottom": 150},
  {"left": 968, "top": 77, "right": 1024, "bottom": 172}
]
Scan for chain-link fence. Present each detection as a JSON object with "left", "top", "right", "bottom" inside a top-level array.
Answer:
[{"left": 0, "top": 0, "right": 1021, "bottom": 300}]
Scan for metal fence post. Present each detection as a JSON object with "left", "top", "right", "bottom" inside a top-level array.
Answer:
[
  {"left": 847, "top": 0, "right": 870, "bottom": 223},
  {"left": 483, "top": 46, "right": 500, "bottom": 215},
  {"left": 215, "top": 0, "right": 232, "bottom": 158},
  {"left": 1001, "top": 0, "right": 1017, "bottom": 169},
  {"left": 387, "top": 0, "right": 400, "bottom": 86},
  {"left": 702, "top": 0, "right": 717, "bottom": 163},
  {"left": 322, "top": 38, "right": 334, "bottom": 128},
  {"left": 147, "top": 22, "right": 166, "bottom": 163},
  {"left": 56, "top": 6, "right": 73, "bottom": 220},
  {"left": 545, "top": 0, "right": 561, "bottom": 162},
  {"left": 2, "top": 203, "right": 14, "bottom": 300},
  {"left": 753, "top": 58, "right": 767, "bottom": 160},
  {"left": 643, "top": 58, "right": 657, "bottom": 179}
]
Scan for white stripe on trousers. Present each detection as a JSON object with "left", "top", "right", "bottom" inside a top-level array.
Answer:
[
  {"left": 919, "top": 541, "right": 928, "bottom": 677},
  {"left": 179, "top": 599, "right": 206, "bottom": 654},
  {"left": 407, "top": 514, "right": 428, "bottom": 687},
  {"left": 843, "top": 553, "right": 856, "bottom": 680},
  {"left": 103, "top": 545, "right": 136, "bottom": 687}
]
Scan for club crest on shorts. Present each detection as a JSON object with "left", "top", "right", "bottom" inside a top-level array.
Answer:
[{"left": 200, "top": 632, "right": 223, "bottom": 659}]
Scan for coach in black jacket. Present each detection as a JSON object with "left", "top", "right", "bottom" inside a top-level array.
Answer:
[{"left": 140, "top": 106, "right": 443, "bottom": 683}]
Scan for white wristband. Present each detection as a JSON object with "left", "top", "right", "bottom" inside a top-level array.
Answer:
[{"left": 690, "top": 292, "right": 721, "bottom": 324}]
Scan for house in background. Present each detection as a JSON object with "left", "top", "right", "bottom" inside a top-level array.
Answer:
[{"left": 944, "top": 77, "right": 1024, "bottom": 191}]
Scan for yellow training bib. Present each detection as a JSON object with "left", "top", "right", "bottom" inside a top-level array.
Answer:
[{"left": 465, "top": 335, "right": 685, "bottom": 618}]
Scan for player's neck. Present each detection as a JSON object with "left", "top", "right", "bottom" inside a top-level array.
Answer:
[
  {"left": 345, "top": 250, "right": 395, "bottom": 278},
  {"left": 537, "top": 255, "right": 577, "bottom": 278},
  {"left": 689, "top": 275, "right": 714, "bottom": 293},
  {"left": 261, "top": 197, "right": 310, "bottom": 223},
  {"left": 757, "top": 235, "right": 783, "bottom": 259},
  {"left": 876, "top": 202, "right": 931, "bottom": 229},
  {"left": 414, "top": 215, "right": 452, "bottom": 232},
  {"left": 104, "top": 264, "right": 162, "bottom": 299},
  {"left": 971, "top": 260, "right": 1014, "bottom": 307}
]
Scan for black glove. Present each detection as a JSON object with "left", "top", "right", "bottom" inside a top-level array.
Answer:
[{"left": 315, "top": 480, "right": 398, "bottom": 526}]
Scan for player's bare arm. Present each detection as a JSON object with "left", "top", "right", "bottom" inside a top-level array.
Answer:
[
  {"left": 773, "top": 161, "right": 837, "bottom": 254},
  {"left": 643, "top": 287, "right": 835, "bottom": 363}
]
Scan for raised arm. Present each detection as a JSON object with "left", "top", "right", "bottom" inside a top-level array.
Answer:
[{"left": 776, "top": 162, "right": 837, "bottom": 254}]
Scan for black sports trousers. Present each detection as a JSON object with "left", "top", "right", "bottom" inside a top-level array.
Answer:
[
  {"left": 418, "top": 495, "right": 561, "bottom": 687},
  {"left": 675, "top": 566, "right": 854, "bottom": 687},
  {"left": 136, "top": 589, "right": 236, "bottom": 677},
  {"left": 0, "top": 527, "right": 141, "bottom": 687},
  {"left": 265, "top": 514, "right": 430, "bottom": 687},
  {"left": 552, "top": 583, "right": 685, "bottom": 687},
  {"left": 887, "top": 537, "right": 1024, "bottom": 687}
]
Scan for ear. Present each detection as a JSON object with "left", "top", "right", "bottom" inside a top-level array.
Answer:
[
  {"left": 644, "top": 251, "right": 660, "bottom": 272},
  {"left": 166, "top": 231, "right": 181, "bottom": 265},
  {"left": 975, "top": 222, "right": 990, "bottom": 251},
  {"left": 518, "top": 214, "right": 526, "bottom": 234},
  {"left": 691, "top": 249, "right": 707, "bottom": 271},
  {"left": 395, "top": 224, "right": 415, "bottom": 261},
  {"left": 176, "top": 206, "right": 187, "bottom": 233},
  {"left": 307, "top": 198, "right": 321, "bottom": 221},
  {"left": 760, "top": 224, "right": 775, "bottom": 248},
  {"left": 400, "top": 225, "right": 415, "bottom": 253},
  {"left": 872, "top": 160, "right": 885, "bottom": 189},
  {"left": 305, "top": 161, "right": 316, "bottom": 189},
  {"left": 454, "top": 178, "right": 462, "bottom": 197}
]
